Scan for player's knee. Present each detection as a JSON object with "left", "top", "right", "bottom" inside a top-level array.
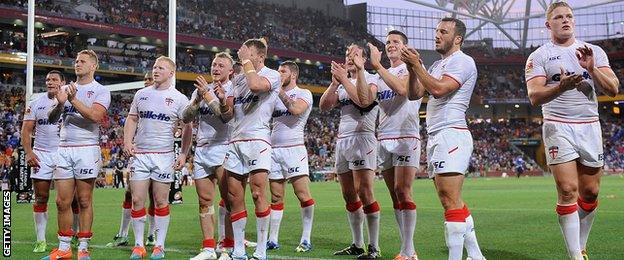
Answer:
[
  {"left": 558, "top": 183, "right": 578, "bottom": 201},
  {"left": 580, "top": 186, "right": 599, "bottom": 202},
  {"left": 198, "top": 196, "right": 213, "bottom": 208},
  {"left": 251, "top": 190, "right": 265, "bottom": 201},
  {"left": 395, "top": 188, "right": 411, "bottom": 203},
  {"left": 77, "top": 196, "right": 92, "bottom": 209},
  {"left": 55, "top": 197, "right": 71, "bottom": 211},
  {"left": 270, "top": 194, "right": 283, "bottom": 204},
  {"left": 357, "top": 189, "right": 374, "bottom": 204}
]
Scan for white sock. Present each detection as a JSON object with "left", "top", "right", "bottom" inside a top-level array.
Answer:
[
  {"left": 72, "top": 213, "right": 80, "bottom": 233},
  {"left": 33, "top": 207, "right": 48, "bottom": 242},
  {"left": 154, "top": 206, "right": 171, "bottom": 249},
  {"left": 231, "top": 211, "right": 247, "bottom": 257},
  {"left": 119, "top": 205, "right": 132, "bottom": 237},
  {"left": 346, "top": 204, "right": 365, "bottom": 248},
  {"left": 393, "top": 206, "right": 404, "bottom": 254},
  {"left": 147, "top": 211, "right": 156, "bottom": 237},
  {"left": 444, "top": 221, "right": 467, "bottom": 260},
  {"left": 402, "top": 203, "right": 417, "bottom": 257},
  {"left": 131, "top": 210, "right": 146, "bottom": 247},
  {"left": 557, "top": 204, "right": 582, "bottom": 259},
  {"left": 364, "top": 202, "right": 380, "bottom": 249},
  {"left": 254, "top": 208, "right": 271, "bottom": 258},
  {"left": 58, "top": 233, "right": 72, "bottom": 251},
  {"left": 268, "top": 204, "right": 283, "bottom": 243},
  {"left": 464, "top": 215, "right": 484, "bottom": 259},
  {"left": 300, "top": 202, "right": 314, "bottom": 243},
  {"left": 78, "top": 236, "right": 91, "bottom": 251},
  {"left": 578, "top": 201, "right": 597, "bottom": 251},
  {"left": 218, "top": 204, "right": 227, "bottom": 241}
]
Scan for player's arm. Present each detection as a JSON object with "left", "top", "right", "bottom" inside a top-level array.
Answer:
[
  {"left": 20, "top": 119, "right": 39, "bottom": 167},
  {"left": 174, "top": 122, "right": 193, "bottom": 170},
  {"left": 278, "top": 89, "right": 309, "bottom": 116},
  {"left": 400, "top": 47, "right": 460, "bottom": 98},
  {"left": 319, "top": 80, "right": 339, "bottom": 111},
  {"left": 355, "top": 70, "right": 377, "bottom": 107},
  {"left": 181, "top": 95, "right": 201, "bottom": 124},
  {"left": 368, "top": 42, "right": 409, "bottom": 96},
  {"left": 527, "top": 67, "right": 582, "bottom": 106},
  {"left": 64, "top": 83, "right": 107, "bottom": 123},
  {"left": 405, "top": 64, "right": 426, "bottom": 100},
  {"left": 577, "top": 46, "right": 620, "bottom": 97},
  {"left": 242, "top": 60, "right": 271, "bottom": 94},
  {"left": 48, "top": 99, "right": 64, "bottom": 123},
  {"left": 123, "top": 114, "right": 138, "bottom": 157}
]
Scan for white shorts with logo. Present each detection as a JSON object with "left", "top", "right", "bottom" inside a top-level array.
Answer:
[
  {"left": 31, "top": 148, "right": 59, "bottom": 180},
  {"left": 269, "top": 145, "right": 309, "bottom": 180},
  {"left": 56, "top": 145, "right": 102, "bottom": 180},
  {"left": 193, "top": 144, "right": 228, "bottom": 179},
  {"left": 542, "top": 120, "right": 603, "bottom": 167},
  {"left": 426, "top": 128, "right": 473, "bottom": 178},
  {"left": 129, "top": 152, "right": 176, "bottom": 183},
  {"left": 224, "top": 140, "right": 272, "bottom": 175},
  {"left": 378, "top": 137, "right": 421, "bottom": 171},
  {"left": 335, "top": 134, "right": 377, "bottom": 174}
]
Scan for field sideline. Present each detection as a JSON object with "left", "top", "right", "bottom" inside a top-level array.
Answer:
[{"left": 7, "top": 175, "right": 624, "bottom": 260}]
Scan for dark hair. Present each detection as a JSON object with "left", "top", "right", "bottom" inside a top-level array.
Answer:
[
  {"left": 387, "top": 30, "right": 408, "bottom": 44},
  {"left": 441, "top": 17, "right": 467, "bottom": 45},
  {"left": 348, "top": 42, "right": 369, "bottom": 59},
  {"left": 279, "top": 60, "right": 299, "bottom": 77},
  {"left": 47, "top": 70, "right": 65, "bottom": 82}
]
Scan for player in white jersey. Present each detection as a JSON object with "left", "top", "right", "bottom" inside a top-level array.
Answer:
[
  {"left": 182, "top": 52, "right": 235, "bottom": 260},
  {"left": 223, "top": 38, "right": 280, "bottom": 260},
  {"left": 106, "top": 71, "right": 157, "bottom": 248},
  {"left": 124, "top": 56, "right": 192, "bottom": 260},
  {"left": 21, "top": 70, "right": 64, "bottom": 253},
  {"left": 43, "top": 50, "right": 111, "bottom": 260},
  {"left": 320, "top": 43, "right": 382, "bottom": 259},
  {"left": 266, "top": 61, "right": 315, "bottom": 253},
  {"left": 368, "top": 30, "right": 423, "bottom": 260},
  {"left": 401, "top": 18, "right": 485, "bottom": 260},
  {"left": 525, "top": 3, "right": 619, "bottom": 259}
]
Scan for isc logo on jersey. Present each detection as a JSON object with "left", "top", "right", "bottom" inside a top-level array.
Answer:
[{"left": 138, "top": 111, "right": 171, "bottom": 121}]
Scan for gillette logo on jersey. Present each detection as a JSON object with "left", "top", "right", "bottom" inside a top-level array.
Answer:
[
  {"left": 37, "top": 118, "right": 58, "bottom": 125},
  {"left": 272, "top": 110, "right": 292, "bottom": 118},
  {"left": 377, "top": 89, "right": 398, "bottom": 101},
  {"left": 339, "top": 98, "right": 355, "bottom": 107},
  {"left": 199, "top": 107, "right": 215, "bottom": 116},
  {"left": 64, "top": 105, "right": 78, "bottom": 113},
  {"left": 233, "top": 94, "right": 259, "bottom": 105},
  {"left": 138, "top": 110, "right": 171, "bottom": 121},
  {"left": 551, "top": 70, "right": 591, "bottom": 82}
]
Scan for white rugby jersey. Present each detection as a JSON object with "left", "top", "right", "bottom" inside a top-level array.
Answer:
[
  {"left": 525, "top": 40, "right": 609, "bottom": 122},
  {"left": 128, "top": 85, "right": 190, "bottom": 152},
  {"left": 228, "top": 66, "right": 281, "bottom": 143},
  {"left": 337, "top": 72, "right": 379, "bottom": 138},
  {"left": 59, "top": 80, "right": 111, "bottom": 146},
  {"left": 426, "top": 51, "right": 477, "bottom": 134},
  {"left": 191, "top": 80, "right": 233, "bottom": 146},
  {"left": 376, "top": 63, "right": 421, "bottom": 140},
  {"left": 24, "top": 94, "right": 60, "bottom": 151},
  {"left": 271, "top": 86, "right": 313, "bottom": 147}
]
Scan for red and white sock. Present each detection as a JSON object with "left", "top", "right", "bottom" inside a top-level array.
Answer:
[
  {"left": 230, "top": 211, "right": 247, "bottom": 257},
  {"left": 393, "top": 202, "right": 404, "bottom": 253},
  {"left": 401, "top": 201, "right": 417, "bottom": 257},
  {"left": 254, "top": 207, "right": 271, "bottom": 258},
  {"left": 300, "top": 199, "right": 315, "bottom": 244},
  {"left": 57, "top": 230, "right": 74, "bottom": 251},
  {"left": 444, "top": 207, "right": 468, "bottom": 260},
  {"left": 131, "top": 208, "right": 147, "bottom": 246},
  {"left": 33, "top": 204, "right": 48, "bottom": 242},
  {"left": 218, "top": 199, "right": 227, "bottom": 242},
  {"left": 463, "top": 205, "right": 484, "bottom": 259},
  {"left": 147, "top": 206, "right": 156, "bottom": 238},
  {"left": 268, "top": 203, "right": 284, "bottom": 244},
  {"left": 346, "top": 201, "right": 364, "bottom": 248},
  {"left": 77, "top": 231, "right": 92, "bottom": 251},
  {"left": 363, "top": 201, "right": 381, "bottom": 249},
  {"left": 577, "top": 198, "right": 598, "bottom": 250},
  {"left": 118, "top": 201, "right": 132, "bottom": 237},
  {"left": 154, "top": 205, "right": 170, "bottom": 248},
  {"left": 202, "top": 238, "right": 216, "bottom": 251},
  {"left": 557, "top": 203, "right": 583, "bottom": 259}
]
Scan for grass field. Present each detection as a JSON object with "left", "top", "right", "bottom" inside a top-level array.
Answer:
[{"left": 7, "top": 175, "right": 624, "bottom": 260}]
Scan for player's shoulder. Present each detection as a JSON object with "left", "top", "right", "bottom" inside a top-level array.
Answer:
[
  {"left": 294, "top": 86, "right": 313, "bottom": 97},
  {"left": 453, "top": 51, "right": 476, "bottom": 65},
  {"left": 578, "top": 40, "right": 605, "bottom": 53},
  {"left": 259, "top": 66, "right": 280, "bottom": 77},
  {"left": 529, "top": 43, "right": 553, "bottom": 58},
  {"left": 91, "top": 80, "right": 109, "bottom": 93},
  {"left": 169, "top": 87, "right": 189, "bottom": 100}
]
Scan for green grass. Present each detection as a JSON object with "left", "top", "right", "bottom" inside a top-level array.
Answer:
[{"left": 7, "top": 175, "right": 624, "bottom": 260}]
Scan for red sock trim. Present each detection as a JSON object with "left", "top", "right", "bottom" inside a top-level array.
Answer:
[
  {"left": 462, "top": 204, "right": 471, "bottom": 217},
  {"left": 393, "top": 203, "right": 402, "bottom": 210},
  {"left": 203, "top": 238, "right": 216, "bottom": 249},
  {"left": 445, "top": 208, "right": 466, "bottom": 222},
  {"left": 300, "top": 199, "right": 315, "bottom": 208},
  {"left": 122, "top": 201, "right": 132, "bottom": 209},
  {"left": 401, "top": 201, "right": 417, "bottom": 210},
  {"left": 577, "top": 198, "right": 598, "bottom": 212},
  {"left": 230, "top": 211, "right": 247, "bottom": 222},
  {"left": 154, "top": 206, "right": 170, "bottom": 216},
  {"left": 556, "top": 204, "right": 578, "bottom": 215},
  {"left": 148, "top": 206, "right": 155, "bottom": 216},
  {"left": 131, "top": 208, "right": 147, "bottom": 218},
  {"left": 77, "top": 231, "right": 93, "bottom": 238},
  {"left": 58, "top": 230, "right": 74, "bottom": 237},
  {"left": 33, "top": 204, "right": 48, "bottom": 213},
  {"left": 255, "top": 207, "right": 271, "bottom": 218},
  {"left": 222, "top": 237, "right": 234, "bottom": 247},
  {"left": 363, "top": 201, "right": 380, "bottom": 214},
  {"left": 72, "top": 206, "right": 80, "bottom": 214},
  {"left": 346, "top": 201, "right": 363, "bottom": 212},
  {"left": 219, "top": 199, "right": 225, "bottom": 207},
  {"left": 271, "top": 203, "right": 284, "bottom": 211}
]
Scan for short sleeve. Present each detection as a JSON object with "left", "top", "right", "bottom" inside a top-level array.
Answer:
[
  {"left": 525, "top": 51, "right": 546, "bottom": 82},
  {"left": 299, "top": 89, "right": 313, "bottom": 107},
  {"left": 261, "top": 69, "right": 281, "bottom": 91},
  {"left": 176, "top": 93, "right": 191, "bottom": 118},
  {"left": 443, "top": 55, "right": 474, "bottom": 86},
  {"left": 128, "top": 94, "right": 138, "bottom": 116},
  {"left": 23, "top": 99, "right": 36, "bottom": 121},
  {"left": 592, "top": 45, "right": 610, "bottom": 68},
  {"left": 95, "top": 86, "right": 111, "bottom": 110}
]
